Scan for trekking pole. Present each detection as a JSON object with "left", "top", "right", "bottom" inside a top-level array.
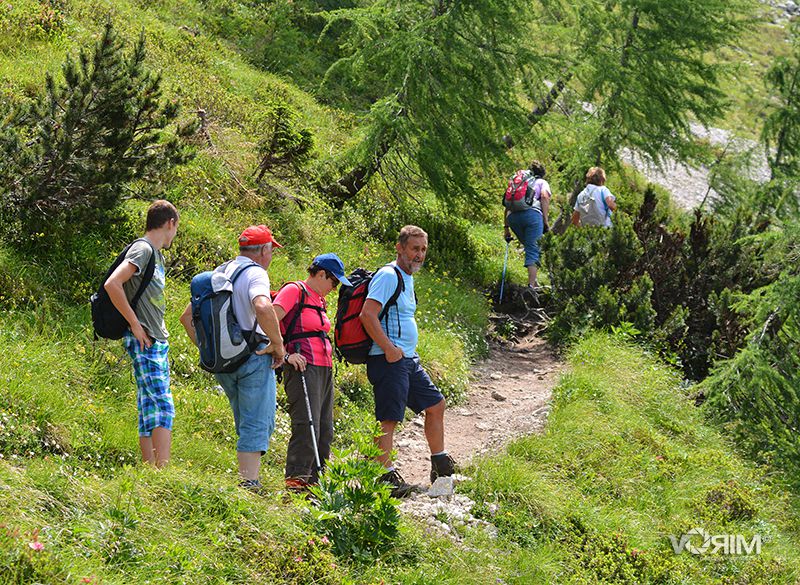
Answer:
[
  {"left": 499, "top": 238, "right": 511, "bottom": 304},
  {"left": 295, "top": 343, "right": 322, "bottom": 473}
]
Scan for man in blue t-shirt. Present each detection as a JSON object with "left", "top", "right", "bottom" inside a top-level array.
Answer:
[{"left": 360, "top": 225, "right": 456, "bottom": 497}]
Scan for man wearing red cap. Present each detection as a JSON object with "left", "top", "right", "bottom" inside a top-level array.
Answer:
[{"left": 181, "top": 224, "right": 285, "bottom": 492}]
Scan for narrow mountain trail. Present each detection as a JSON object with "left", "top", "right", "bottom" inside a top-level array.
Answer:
[{"left": 393, "top": 333, "right": 563, "bottom": 487}]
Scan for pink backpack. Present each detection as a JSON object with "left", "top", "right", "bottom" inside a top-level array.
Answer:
[{"left": 503, "top": 170, "right": 542, "bottom": 212}]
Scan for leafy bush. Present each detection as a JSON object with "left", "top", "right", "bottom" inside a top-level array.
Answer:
[
  {"left": 306, "top": 422, "right": 400, "bottom": 562},
  {"left": 543, "top": 185, "right": 772, "bottom": 381}
]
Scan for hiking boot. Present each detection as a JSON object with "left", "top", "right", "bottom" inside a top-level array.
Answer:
[
  {"left": 379, "top": 469, "right": 419, "bottom": 498},
  {"left": 430, "top": 453, "right": 456, "bottom": 483},
  {"left": 238, "top": 478, "right": 263, "bottom": 493},
  {"left": 285, "top": 477, "right": 312, "bottom": 494}
]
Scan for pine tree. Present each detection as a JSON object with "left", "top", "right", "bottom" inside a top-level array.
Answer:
[
  {"left": 544, "top": 0, "right": 756, "bottom": 223},
  {"left": 702, "top": 222, "right": 800, "bottom": 484},
  {"left": 317, "top": 0, "right": 539, "bottom": 206},
  {"left": 0, "top": 20, "right": 195, "bottom": 241},
  {"left": 763, "top": 22, "right": 800, "bottom": 181}
]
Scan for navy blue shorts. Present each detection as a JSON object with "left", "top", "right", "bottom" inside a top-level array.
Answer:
[{"left": 366, "top": 354, "right": 444, "bottom": 422}]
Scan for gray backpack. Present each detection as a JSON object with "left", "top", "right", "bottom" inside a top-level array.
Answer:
[{"left": 575, "top": 185, "right": 610, "bottom": 226}]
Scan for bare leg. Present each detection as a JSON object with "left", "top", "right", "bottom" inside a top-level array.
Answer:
[
  {"left": 237, "top": 451, "right": 261, "bottom": 481},
  {"left": 151, "top": 427, "right": 172, "bottom": 468},
  {"left": 527, "top": 265, "right": 538, "bottom": 287},
  {"left": 423, "top": 399, "right": 446, "bottom": 454},
  {"left": 139, "top": 436, "right": 156, "bottom": 465},
  {"left": 376, "top": 421, "right": 398, "bottom": 468}
]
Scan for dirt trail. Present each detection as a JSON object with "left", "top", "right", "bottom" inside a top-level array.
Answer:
[{"left": 392, "top": 334, "right": 562, "bottom": 487}]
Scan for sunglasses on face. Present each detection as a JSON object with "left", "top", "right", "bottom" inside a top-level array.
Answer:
[{"left": 325, "top": 271, "right": 340, "bottom": 287}]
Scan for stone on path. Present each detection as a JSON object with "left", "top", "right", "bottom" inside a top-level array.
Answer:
[
  {"left": 427, "top": 476, "right": 455, "bottom": 497},
  {"left": 491, "top": 390, "right": 507, "bottom": 402}
]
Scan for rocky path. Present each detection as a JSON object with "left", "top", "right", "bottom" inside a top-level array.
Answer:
[
  {"left": 621, "top": 123, "right": 771, "bottom": 211},
  {"left": 392, "top": 335, "right": 562, "bottom": 487}
]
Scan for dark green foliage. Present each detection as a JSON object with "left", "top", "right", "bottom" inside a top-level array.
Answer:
[
  {"left": 544, "top": 185, "right": 771, "bottom": 381},
  {"left": 253, "top": 102, "right": 314, "bottom": 182},
  {"left": 702, "top": 223, "right": 800, "bottom": 485},
  {"left": 306, "top": 422, "right": 400, "bottom": 562},
  {"left": 0, "top": 20, "right": 195, "bottom": 243},
  {"left": 762, "top": 21, "right": 800, "bottom": 181},
  {"left": 631, "top": 189, "right": 763, "bottom": 379},
  {"left": 372, "top": 202, "right": 491, "bottom": 280},
  {"left": 542, "top": 213, "right": 655, "bottom": 343},
  {"left": 317, "top": 0, "right": 535, "bottom": 205}
]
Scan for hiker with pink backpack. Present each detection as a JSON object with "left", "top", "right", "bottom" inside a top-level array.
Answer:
[{"left": 502, "top": 160, "right": 552, "bottom": 289}]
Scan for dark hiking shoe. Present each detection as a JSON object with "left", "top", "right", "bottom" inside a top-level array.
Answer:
[
  {"left": 238, "top": 478, "right": 263, "bottom": 493},
  {"left": 430, "top": 453, "right": 456, "bottom": 483},
  {"left": 379, "top": 469, "right": 420, "bottom": 498}
]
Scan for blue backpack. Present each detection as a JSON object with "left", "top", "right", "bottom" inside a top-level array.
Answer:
[{"left": 190, "top": 261, "right": 265, "bottom": 374}]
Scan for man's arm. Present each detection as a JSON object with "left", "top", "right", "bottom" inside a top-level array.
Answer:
[
  {"left": 503, "top": 208, "right": 512, "bottom": 241},
  {"left": 605, "top": 196, "right": 618, "bottom": 211},
  {"left": 104, "top": 260, "right": 151, "bottom": 350},
  {"left": 179, "top": 302, "right": 197, "bottom": 346},
  {"left": 571, "top": 210, "right": 581, "bottom": 227},
  {"left": 360, "top": 299, "right": 404, "bottom": 363},
  {"left": 252, "top": 295, "right": 285, "bottom": 368}
]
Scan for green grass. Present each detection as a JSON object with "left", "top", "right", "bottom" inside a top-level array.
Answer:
[
  {"left": 716, "top": 20, "right": 792, "bottom": 140},
  {"left": 1, "top": 0, "right": 798, "bottom": 582},
  {"left": 4, "top": 327, "right": 799, "bottom": 583}
]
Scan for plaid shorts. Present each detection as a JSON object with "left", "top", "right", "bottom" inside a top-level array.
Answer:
[{"left": 123, "top": 332, "right": 175, "bottom": 437}]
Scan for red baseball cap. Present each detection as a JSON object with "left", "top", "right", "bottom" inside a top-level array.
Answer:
[{"left": 238, "top": 225, "right": 283, "bottom": 248}]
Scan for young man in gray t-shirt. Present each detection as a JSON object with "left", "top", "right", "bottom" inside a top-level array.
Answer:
[{"left": 104, "top": 200, "right": 179, "bottom": 468}]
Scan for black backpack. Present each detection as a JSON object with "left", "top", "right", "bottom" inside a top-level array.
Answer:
[{"left": 90, "top": 239, "right": 156, "bottom": 340}]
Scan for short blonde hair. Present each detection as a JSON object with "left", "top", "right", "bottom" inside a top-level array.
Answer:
[
  {"left": 585, "top": 167, "right": 606, "bottom": 186},
  {"left": 398, "top": 225, "right": 428, "bottom": 246}
]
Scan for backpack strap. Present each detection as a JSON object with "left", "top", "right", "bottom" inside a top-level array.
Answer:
[
  {"left": 128, "top": 238, "right": 157, "bottom": 312},
  {"left": 596, "top": 186, "right": 610, "bottom": 216},
  {"left": 228, "top": 260, "right": 262, "bottom": 340},
  {"left": 282, "top": 281, "right": 329, "bottom": 345},
  {"left": 376, "top": 264, "right": 405, "bottom": 338}
]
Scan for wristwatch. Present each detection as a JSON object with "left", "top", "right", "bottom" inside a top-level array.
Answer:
[{"left": 284, "top": 353, "right": 291, "bottom": 363}]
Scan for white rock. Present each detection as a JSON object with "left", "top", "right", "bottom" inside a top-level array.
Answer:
[{"left": 428, "top": 476, "right": 456, "bottom": 497}]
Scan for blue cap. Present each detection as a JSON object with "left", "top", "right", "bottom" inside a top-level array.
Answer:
[{"left": 312, "top": 253, "right": 352, "bottom": 287}]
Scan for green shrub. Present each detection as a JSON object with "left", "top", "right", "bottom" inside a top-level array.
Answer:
[
  {"left": 306, "top": 422, "right": 400, "bottom": 562},
  {"left": 698, "top": 480, "right": 758, "bottom": 524},
  {"left": 542, "top": 213, "right": 654, "bottom": 344}
]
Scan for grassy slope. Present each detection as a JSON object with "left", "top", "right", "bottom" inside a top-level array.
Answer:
[
  {"left": 458, "top": 333, "right": 800, "bottom": 584},
  {"left": 3, "top": 333, "right": 799, "bottom": 583},
  {"left": 2, "top": 1, "right": 799, "bottom": 583}
]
